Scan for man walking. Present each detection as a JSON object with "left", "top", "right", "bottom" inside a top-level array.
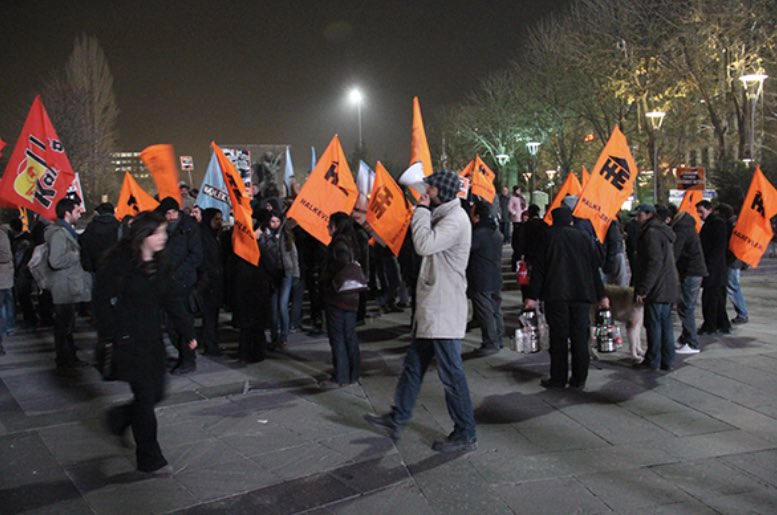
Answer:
[
  {"left": 365, "top": 170, "right": 477, "bottom": 452},
  {"left": 696, "top": 200, "right": 730, "bottom": 335},
  {"left": 633, "top": 204, "right": 679, "bottom": 371},
  {"left": 525, "top": 206, "right": 608, "bottom": 390},
  {"left": 46, "top": 198, "right": 92, "bottom": 376},
  {"left": 467, "top": 201, "right": 504, "bottom": 356},
  {"left": 669, "top": 205, "right": 707, "bottom": 354}
]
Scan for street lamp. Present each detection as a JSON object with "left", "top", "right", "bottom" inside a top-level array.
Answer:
[
  {"left": 348, "top": 88, "right": 364, "bottom": 153},
  {"left": 545, "top": 169, "right": 558, "bottom": 199},
  {"left": 739, "top": 73, "right": 768, "bottom": 164},
  {"left": 646, "top": 110, "right": 666, "bottom": 202},
  {"left": 526, "top": 141, "right": 540, "bottom": 204}
]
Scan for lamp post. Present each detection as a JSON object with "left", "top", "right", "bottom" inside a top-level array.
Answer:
[
  {"left": 495, "top": 152, "right": 510, "bottom": 189},
  {"left": 348, "top": 88, "right": 364, "bottom": 154},
  {"left": 526, "top": 141, "right": 540, "bottom": 204},
  {"left": 545, "top": 169, "right": 557, "bottom": 200},
  {"left": 646, "top": 110, "right": 666, "bottom": 203},
  {"left": 739, "top": 73, "right": 768, "bottom": 164}
]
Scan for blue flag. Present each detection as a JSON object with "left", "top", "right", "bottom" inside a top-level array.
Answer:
[
  {"left": 284, "top": 146, "right": 294, "bottom": 195},
  {"left": 196, "top": 151, "right": 231, "bottom": 219}
]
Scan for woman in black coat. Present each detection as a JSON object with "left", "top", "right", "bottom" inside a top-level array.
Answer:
[{"left": 96, "top": 211, "right": 197, "bottom": 475}]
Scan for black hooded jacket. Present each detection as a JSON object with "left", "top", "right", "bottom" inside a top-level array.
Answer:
[
  {"left": 634, "top": 216, "right": 679, "bottom": 303},
  {"left": 671, "top": 212, "right": 708, "bottom": 278}
]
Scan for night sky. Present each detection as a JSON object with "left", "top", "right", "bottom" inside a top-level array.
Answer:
[{"left": 1, "top": 0, "right": 568, "bottom": 182}]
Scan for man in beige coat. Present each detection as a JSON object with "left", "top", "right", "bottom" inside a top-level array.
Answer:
[{"left": 365, "top": 170, "right": 477, "bottom": 453}]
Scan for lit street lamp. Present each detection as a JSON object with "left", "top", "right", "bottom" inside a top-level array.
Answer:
[
  {"left": 646, "top": 110, "right": 666, "bottom": 202},
  {"left": 739, "top": 73, "right": 768, "bottom": 164},
  {"left": 348, "top": 88, "right": 364, "bottom": 153},
  {"left": 526, "top": 141, "right": 540, "bottom": 204},
  {"left": 545, "top": 169, "right": 557, "bottom": 199}
]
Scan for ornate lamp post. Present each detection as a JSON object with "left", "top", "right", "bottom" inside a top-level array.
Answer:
[
  {"left": 739, "top": 73, "right": 768, "bottom": 164},
  {"left": 526, "top": 141, "right": 541, "bottom": 204},
  {"left": 646, "top": 110, "right": 666, "bottom": 202},
  {"left": 545, "top": 169, "right": 558, "bottom": 200}
]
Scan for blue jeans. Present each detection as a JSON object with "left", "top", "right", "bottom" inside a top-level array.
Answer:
[
  {"left": 677, "top": 276, "right": 702, "bottom": 348},
  {"left": 290, "top": 276, "right": 304, "bottom": 330},
  {"left": 727, "top": 268, "right": 748, "bottom": 318},
  {"left": 391, "top": 338, "right": 476, "bottom": 440},
  {"left": 277, "top": 275, "right": 293, "bottom": 342},
  {"left": 325, "top": 305, "right": 360, "bottom": 384},
  {"left": 644, "top": 302, "right": 675, "bottom": 369}
]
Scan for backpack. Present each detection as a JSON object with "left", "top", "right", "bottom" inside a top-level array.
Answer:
[{"left": 27, "top": 243, "right": 54, "bottom": 290}]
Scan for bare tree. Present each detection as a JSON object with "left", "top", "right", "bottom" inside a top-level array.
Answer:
[{"left": 43, "top": 34, "right": 119, "bottom": 209}]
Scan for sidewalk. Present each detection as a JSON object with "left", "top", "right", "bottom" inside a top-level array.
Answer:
[{"left": 1, "top": 265, "right": 777, "bottom": 514}]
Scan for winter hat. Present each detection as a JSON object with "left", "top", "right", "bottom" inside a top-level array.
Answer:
[
  {"left": 156, "top": 196, "right": 180, "bottom": 214},
  {"left": 423, "top": 170, "right": 461, "bottom": 203},
  {"left": 551, "top": 206, "right": 573, "bottom": 226}
]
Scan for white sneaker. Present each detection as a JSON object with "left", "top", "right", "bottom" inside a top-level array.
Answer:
[{"left": 676, "top": 344, "right": 700, "bottom": 354}]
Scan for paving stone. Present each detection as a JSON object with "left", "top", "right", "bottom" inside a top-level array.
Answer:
[
  {"left": 644, "top": 409, "right": 735, "bottom": 437},
  {"left": 720, "top": 449, "right": 777, "bottom": 488},
  {"left": 38, "top": 421, "right": 122, "bottom": 467},
  {"left": 327, "top": 454, "right": 410, "bottom": 494},
  {"left": 84, "top": 473, "right": 199, "bottom": 514},
  {"left": 0, "top": 432, "right": 60, "bottom": 482},
  {"left": 173, "top": 456, "right": 278, "bottom": 502},
  {"left": 497, "top": 477, "right": 612, "bottom": 514},
  {"left": 561, "top": 402, "right": 675, "bottom": 445},
  {"left": 164, "top": 437, "right": 247, "bottom": 471},
  {"left": 655, "top": 429, "right": 774, "bottom": 461},
  {"left": 617, "top": 390, "right": 690, "bottom": 417},
  {"left": 577, "top": 467, "right": 694, "bottom": 512},
  {"left": 252, "top": 441, "right": 350, "bottom": 481},
  {"left": 308, "top": 479, "right": 430, "bottom": 515},
  {"left": 651, "top": 458, "right": 764, "bottom": 499},
  {"left": 701, "top": 488, "right": 777, "bottom": 514}
]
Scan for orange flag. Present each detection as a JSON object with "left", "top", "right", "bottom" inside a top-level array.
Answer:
[
  {"left": 544, "top": 171, "right": 583, "bottom": 225},
  {"left": 115, "top": 172, "right": 159, "bottom": 220},
  {"left": 140, "top": 144, "right": 181, "bottom": 204},
  {"left": 287, "top": 134, "right": 358, "bottom": 245},
  {"left": 573, "top": 127, "right": 638, "bottom": 242},
  {"left": 729, "top": 166, "right": 777, "bottom": 268},
  {"left": 408, "top": 97, "right": 433, "bottom": 200},
  {"left": 678, "top": 189, "right": 703, "bottom": 232},
  {"left": 471, "top": 155, "right": 497, "bottom": 203},
  {"left": 366, "top": 162, "right": 412, "bottom": 256},
  {"left": 582, "top": 167, "right": 591, "bottom": 188},
  {"left": 212, "top": 141, "right": 260, "bottom": 266},
  {"left": 0, "top": 96, "right": 76, "bottom": 220},
  {"left": 459, "top": 160, "right": 474, "bottom": 178}
]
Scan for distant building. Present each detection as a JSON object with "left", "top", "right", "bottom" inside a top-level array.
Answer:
[{"left": 110, "top": 151, "right": 150, "bottom": 179}]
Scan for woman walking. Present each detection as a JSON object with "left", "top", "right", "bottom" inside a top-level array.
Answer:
[{"left": 97, "top": 211, "right": 197, "bottom": 475}]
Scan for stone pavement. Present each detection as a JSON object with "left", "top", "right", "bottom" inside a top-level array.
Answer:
[{"left": 2, "top": 261, "right": 777, "bottom": 514}]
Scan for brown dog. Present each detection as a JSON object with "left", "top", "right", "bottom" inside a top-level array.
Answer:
[{"left": 591, "top": 284, "right": 644, "bottom": 362}]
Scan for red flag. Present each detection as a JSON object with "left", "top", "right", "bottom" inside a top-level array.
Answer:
[
  {"left": 140, "top": 144, "right": 182, "bottom": 204},
  {"left": 287, "top": 134, "right": 358, "bottom": 245},
  {"left": 115, "top": 171, "right": 159, "bottom": 220},
  {"left": 678, "top": 189, "right": 703, "bottom": 232},
  {"left": 729, "top": 166, "right": 777, "bottom": 268},
  {"left": 366, "top": 162, "right": 412, "bottom": 256},
  {"left": 573, "top": 127, "right": 638, "bottom": 242},
  {"left": 212, "top": 142, "right": 260, "bottom": 266},
  {"left": 0, "top": 96, "right": 76, "bottom": 220},
  {"left": 544, "top": 171, "right": 583, "bottom": 225},
  {"left": 0, "top": 138, "right": 6, "bottom": 159},
  {"left": 471, "top": 155, "right": 497, "bottom": 203}
]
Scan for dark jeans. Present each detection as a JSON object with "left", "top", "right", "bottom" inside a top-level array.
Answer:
[
  {"left": 470, "top": 291, "right": 504, "bottom": 349},
  {"left": 677, "top": 275, "right": 702, "bottom": 348},
  {"left": 500, "top": 220, "right": 511, "bottom": 243},
  {"left": 325, "top": 305, "right": 360, "bottom": 384},
  {"left": 701, "top": 284, "right": 730, "bottom": 332},
  {"left": 201, "top": 297, "right": 220, "bottom": 354},
  {"left": 53, "top": 303, "right": 77, "bottom": 367},
  {"left": 166, "top": 293, "right": 196, "bottom": 367},
  {"left": 290, "top": 276, "right": 304, "bottom": 329},
  {"left": 107, "top": 373, "right": 167, "bottom": 472},
  {"left": 15, "top": 274, "right": 38, "bottom": 327},
  {"left": 391, "top": 338, "right": 476, "bottom": 440},
  {"left": 544, "top": 300, "right": 591, "bottom": 387},
  {"left": 644, "top": 302, "right": 675, "bottom": 369}
]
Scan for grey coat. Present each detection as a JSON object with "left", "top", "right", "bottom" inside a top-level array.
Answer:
[
  {"left": 44, "top": 222, "right": 92, "bottom": 305},
  {"left": 0, "top": 230, "right": 14, "bottom": 290},
  {"left": 412, "top": 198, "right": 471, "bottom": 339}
]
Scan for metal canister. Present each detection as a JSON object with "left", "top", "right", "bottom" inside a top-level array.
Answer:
[{"left": 596, "top": 308, "right": 617, "bottom": 352}]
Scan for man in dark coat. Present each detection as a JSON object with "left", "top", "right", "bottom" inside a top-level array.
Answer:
[
  {"left": 197, "top": 208, "right": 225, "bottom": 356},
  {"left": 80, "top": 202, "right": 121, "bottom": 273},
  {"left": 498, "top": 186, "right": 511, "bottom": 243},
  {"left": 696, "top": 200, "right": 730, "bottom": 335},
  {"left": 156, "top": 197, "right": 203, "bottom": 374},
  {"left": 670, "top": 205, "right": 707, "bottom": 353},
  {"left": 633, "top": 204, "right": 679, "bottom": 371},
  {"left": 525, "top": 206, "right": 608, "bottom": 390},
  {"left": 517, "top": 204, "right": 548, "bottom": 300},
  {"left": 467, "top": 201, "right": 504, "bottom": 356}
]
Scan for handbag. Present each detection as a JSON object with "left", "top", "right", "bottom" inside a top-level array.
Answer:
[
  {"left": 516, "top": 258, "right": 530, "bottom": 286},
  {"left": 332, "top": 261, "right": 369, "bottom": 294}
]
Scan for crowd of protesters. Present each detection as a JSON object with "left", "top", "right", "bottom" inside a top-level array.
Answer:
[{"left": 0, "top": 172, "right": 762, "bottom": 470}]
